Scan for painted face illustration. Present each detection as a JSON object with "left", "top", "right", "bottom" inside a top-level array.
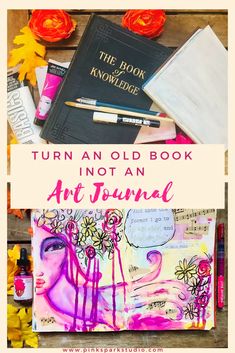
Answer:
[
  {"left": 34, "top": 227, "right": 67, "bottom": 295},
  {"left": 38, "top": 95, "right": 52, "bottom": 116}
]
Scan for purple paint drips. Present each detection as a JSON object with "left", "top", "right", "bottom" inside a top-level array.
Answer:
[
  {"left": 82, "top": 259, "right": 91, "bottom": 331},
  {"left": 111, "top": 246, "right": 117, "bottom": 329}
]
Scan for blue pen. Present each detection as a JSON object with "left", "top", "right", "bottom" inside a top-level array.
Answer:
[{"left": 76, "top": 97, "right": 167, "bottom": 117}]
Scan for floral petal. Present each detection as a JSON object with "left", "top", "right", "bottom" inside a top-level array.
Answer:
[
  {"left": 177, "top": 273, "right": 185, "bottom": 280},
  {"left": 45, "top": 211, "right": 57, "bottom": 219},
  {"left": 183, "top": 258, "right": 187, "bottom": 269},
  {"left": 37, "top": 217, "right": 45, "bottom": 227}
]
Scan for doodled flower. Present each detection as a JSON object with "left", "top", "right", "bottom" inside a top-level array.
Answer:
[
  {"left": 195, "top": 292, "right": 210, "bottom": 308},
  {"left": 85, "top": 246, "right": 96, "bottom": 259},
  {"left": 184, "top": 302, "right": 199, "bottom": 320},
  {"left": 122, "top": 10, "right": 166, "bottom": 39},
  {"left": 37, "top": 210, "right": 57, "bottom": 227},
  {"left": 187, "top": 277, "right": 200, "bottom": 295},
  {"left": 50, "top": 219, "right": 64, "bottom": 234},
  {"left": 175, "top": 258, "right": 197, "bottom": 283},
  {"left": 80, "top": 217, "right": 97, "bottom": 240},
  {"left": 198, "top": 260, "right": 211, "bottom": 277},
  {"left": 65, "top": 218, "right": 79, "bottom": 236},
  {"left": 103, "top": 209, "right": 123, "bottom": 232},
  {"left": 92, "top": 229, "right": 111, "bottom": 252},
  {"left": 29, "top": 10, "right": 77, "bottom": 42}
]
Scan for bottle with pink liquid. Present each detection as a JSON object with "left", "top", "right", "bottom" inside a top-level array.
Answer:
[{"left": 14, "top": 248, "right": 33, "bottom": 304}]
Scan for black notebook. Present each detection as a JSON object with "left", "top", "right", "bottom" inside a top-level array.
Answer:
[{"left": 41, "top": 15, "right": 173, "bottom": 144}]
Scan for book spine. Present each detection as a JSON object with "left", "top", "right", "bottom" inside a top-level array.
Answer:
[{"left": 40, "top": 14, "right": 96, "bottom": 140}]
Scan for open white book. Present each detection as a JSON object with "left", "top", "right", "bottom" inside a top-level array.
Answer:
[{"left": 143, "top": 26, "right": 227, "bottom": 146}]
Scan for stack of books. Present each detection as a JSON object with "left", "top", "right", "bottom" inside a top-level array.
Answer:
[{"left": 38, "top": 15, "right": 227, "bottom": 146}]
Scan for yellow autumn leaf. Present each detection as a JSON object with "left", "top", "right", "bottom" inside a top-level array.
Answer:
[
  {"left": 7, "top": 304, "right": 21, "bottom": 341},
  {"left": 8, "top": 26, "right": 47, "bottom": 86},
  {"left": 7, "top": 131, "right": 18, "bottom": 160},
  {"left": 11, "top": 340, "right": 24, "bottom": 348},
  {"left": 7, "top": 304, "right": 38, "bottom": 348},
  {"left": 8, "top": 244, "right": 21, "bottom": 262},
  {"left": 24, "top": 335, "right": 39, "bottom": 348},
  {"left": 7, "top": 245, "right": 21, "bottom": 294},
  {"left": 18, "top": 307, "right": 32, "bottom": 324},
  {"left": 7, "top": 258, "right": 18, "bottom": 294},
  {"left": 8, "top": 304, "right": 19, "bottom": 316},
  {"left": 9, "top": 131, "right": 18, "bottom": 144}
]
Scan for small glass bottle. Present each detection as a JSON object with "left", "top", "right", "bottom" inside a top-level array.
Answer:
[{"left": 14, "top": 248, "right": 33, "bottom": 304}]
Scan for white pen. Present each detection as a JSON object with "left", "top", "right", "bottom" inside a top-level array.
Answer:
[{"left": 93, "top": 112, "right": 160, "bottom": 128}]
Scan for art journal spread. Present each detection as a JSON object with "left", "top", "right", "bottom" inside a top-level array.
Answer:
[{"left": 32, "top": 208, "right": 216, "bottom": 332}]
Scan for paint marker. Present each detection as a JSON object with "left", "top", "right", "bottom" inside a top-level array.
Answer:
[
  {"left": 77, "top": 97, "right": 167, "bottom": 117},
  {"left": 34, "top": 60, "right": 69, "bottom": 126},
  {"left": 93, "top": 112, "right": 160, "bottom": 128},
  {"left": 217, "top": 223, "right": 225, "bottom": 309}
]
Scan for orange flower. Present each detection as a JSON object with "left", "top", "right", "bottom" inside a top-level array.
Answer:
[
  {"left": 29, "top": 10, "right": 77, "bottom": 42},
  {"left": 122, "top": 10, "right": 166, "bottom": 39}
]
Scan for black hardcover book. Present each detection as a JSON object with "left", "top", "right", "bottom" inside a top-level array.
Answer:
[{"left": 41, "top": 15, "right": 173, "bottom": 144}]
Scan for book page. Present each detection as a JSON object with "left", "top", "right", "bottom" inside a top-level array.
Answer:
[{"left": 143, "top": 26, "right": 227, "bottom": 146}]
